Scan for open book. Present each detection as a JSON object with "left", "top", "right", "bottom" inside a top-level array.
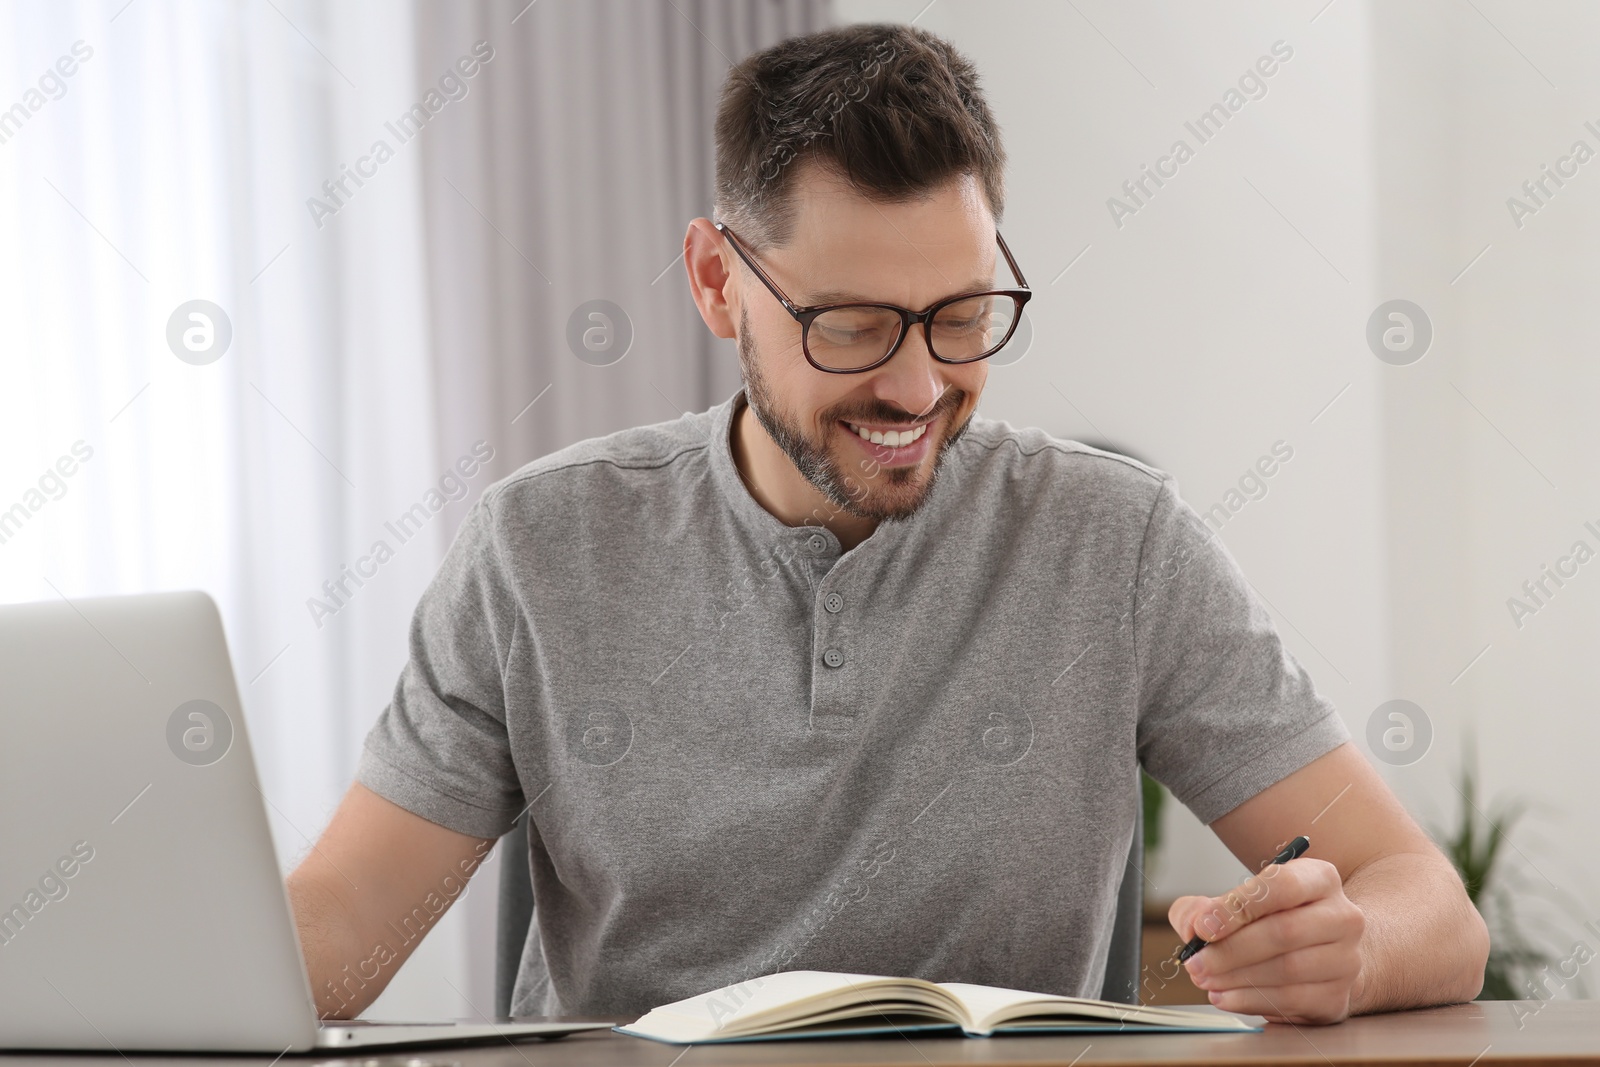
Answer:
[{"left": 615, "top": 970, "right": 1262, "bottom": 1043}]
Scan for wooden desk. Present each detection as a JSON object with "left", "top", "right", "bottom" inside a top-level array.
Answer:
[{"left": 1, "top": 1001, "right": 1593, "bottom": 1066}]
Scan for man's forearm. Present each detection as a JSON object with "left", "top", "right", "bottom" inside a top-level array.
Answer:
[
  {"left": 282, "top": 785, "right": 499, "bottom": 1019},
  {"left": 1345, "top": 850, "right": 1489, "bottom": 1014},
  {"left": 286, "top": 872, "right": 375, "bottom": 1019}
]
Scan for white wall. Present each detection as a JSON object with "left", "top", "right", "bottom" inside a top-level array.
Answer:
[{"left": 1372, "top": 0, "right": 1600, "bottom": 967}]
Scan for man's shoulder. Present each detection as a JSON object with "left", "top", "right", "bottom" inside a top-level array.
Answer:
[
  {"left": 956, "top": 412, "right": 1172, "bottom": 510},
  {"left": 481, "top": 407, "right": 716, "bottom": 514}
]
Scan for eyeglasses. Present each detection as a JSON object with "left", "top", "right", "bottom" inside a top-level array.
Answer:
[{"left": 715, "top": 221, "right": 1032, "bottom": 374}]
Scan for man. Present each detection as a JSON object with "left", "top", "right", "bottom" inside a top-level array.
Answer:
[{"left": 288, "top": 23, "right": 1487, "bottom": 1027}]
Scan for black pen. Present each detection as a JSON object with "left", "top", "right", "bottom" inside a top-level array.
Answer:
[{"left": 1176, "top": 835, "right": 1310, "bottom": 963}]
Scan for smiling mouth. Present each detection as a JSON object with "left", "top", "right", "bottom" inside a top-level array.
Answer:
[{"left": 839, "top": 419, "right": 930, "bottom": 448}]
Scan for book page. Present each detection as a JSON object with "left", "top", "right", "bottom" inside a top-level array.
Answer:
[
  {"left": 936, "top": 982, "right": 1101, "bottom": 1032},
  {"left": 623, "top": 971, "right": 963, "bottom": 1042},
  {"left": 936, "top": 982, "right": 1250, "bottom": 1032}
]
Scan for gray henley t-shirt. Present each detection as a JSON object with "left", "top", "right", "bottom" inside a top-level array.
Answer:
[{"left": 357, "top": 387, "right": 1351, "bottom": 1017}]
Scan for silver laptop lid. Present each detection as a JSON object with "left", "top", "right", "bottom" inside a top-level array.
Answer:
[{"left": 0, "top": 590, "right": 320, "bottom": 1052}]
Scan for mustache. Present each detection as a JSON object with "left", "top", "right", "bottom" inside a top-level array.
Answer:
[{"left": 832, "top": 389, "right": 964, "bottom": 426}]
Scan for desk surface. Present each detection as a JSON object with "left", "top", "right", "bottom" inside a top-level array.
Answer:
[{"left": 0, "top": 1000, "right": 1591, "bottom": 1067}]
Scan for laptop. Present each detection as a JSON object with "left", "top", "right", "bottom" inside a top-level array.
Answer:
[{"left": 0, "top": 590, "right": 612, "bottom": 1052}]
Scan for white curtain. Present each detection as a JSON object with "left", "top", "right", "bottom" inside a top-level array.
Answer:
[
  {"left": 0, "top": 0, "right": 823, "bottom": 1019},
  {"left": 1, "top": 0, "right": 438, "bottom": 839}
]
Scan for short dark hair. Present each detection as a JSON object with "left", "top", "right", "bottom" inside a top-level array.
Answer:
[{"left": 713, "top": 23, "right": 1006, "bottom": 250}]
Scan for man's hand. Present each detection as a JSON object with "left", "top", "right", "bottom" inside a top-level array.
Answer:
[{"left": 1168, "top": 856, "right": 1366, "bottom": 1025}]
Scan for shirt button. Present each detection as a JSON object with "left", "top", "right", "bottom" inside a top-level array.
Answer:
[
  {"left": 824, "top": 592, "right": 844, "bottom": 613},
  {"left": 807, "top": 534, "right": 828, "bottom": 552},
  {"left": 822, "top": 648, "right": 844, "bottom": 668}
]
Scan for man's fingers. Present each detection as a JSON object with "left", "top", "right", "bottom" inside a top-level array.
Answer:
[
  {"left": 1205, "top": 978, "right": 1354, "bottom": 1025},
  {"left": 1189, "top": 940, "right": 1360, "bottom": 993},
  {"left": 1184, "top": 897, "right": 1363, "bottom": 977},
  {"left": 1167, "top": 894, "right": 1209, "bottom": 943},
  {"left": 1167, "top": 858, "right": 1340, "bottom": 946},
  {"left": 1164, "top": 856, "right": 1362, "bottom": 1027}
]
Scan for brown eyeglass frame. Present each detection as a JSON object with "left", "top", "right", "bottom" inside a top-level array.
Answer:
[{"left": 714, "top": 221, "right": 1033, "bottom": 374}]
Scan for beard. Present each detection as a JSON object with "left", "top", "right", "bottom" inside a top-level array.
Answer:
[{"left": 736, "top": 304, "right": 973, "bottom": 522}]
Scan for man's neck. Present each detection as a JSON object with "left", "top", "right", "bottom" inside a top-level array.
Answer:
[{"left": 731, "top": 402, "right": 878, "bottom": 552}]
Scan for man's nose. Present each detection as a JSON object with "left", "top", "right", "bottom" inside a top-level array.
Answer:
[{"left": 869, "top": 324, "right": 948, "bottom": 419}]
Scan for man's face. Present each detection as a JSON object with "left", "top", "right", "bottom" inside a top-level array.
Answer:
[{"left": 732, "top": 166, "right": 997, "bottom": 522}]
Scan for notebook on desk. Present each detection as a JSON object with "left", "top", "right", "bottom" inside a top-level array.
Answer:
[{"left": 615, "top": 970, "right": 1263, "bottom": 1043}]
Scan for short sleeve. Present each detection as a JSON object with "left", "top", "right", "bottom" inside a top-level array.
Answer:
[
  {"left": 1132, "top": 476, "right": 1351, "bottom": 824},
  {"left": 356, "top": 498, "right": 526, "bottom": 838}
]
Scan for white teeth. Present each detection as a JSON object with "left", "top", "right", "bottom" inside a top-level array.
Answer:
[{"left": 846, "top": 422, "right": 926, "bottom": 448}]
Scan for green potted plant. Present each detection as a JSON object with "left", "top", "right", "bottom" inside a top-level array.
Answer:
[{"left": 1141, "top": 769, "right": 1166, "bottom": 861}]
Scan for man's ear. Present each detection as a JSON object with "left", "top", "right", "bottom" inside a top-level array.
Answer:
[{"left": 684, "top": 218, "right": 738, "bottom": 340}]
